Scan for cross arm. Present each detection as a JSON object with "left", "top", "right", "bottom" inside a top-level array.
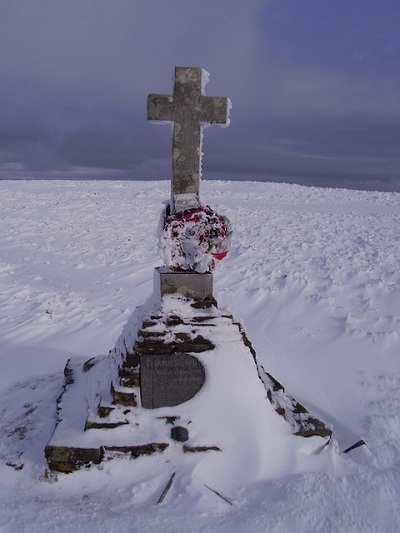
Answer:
[
  {"left": 147, "top": 94, "right": 175, "bottom": 122},
  {"left": 199, "top": 96, "right": 230, "bottom": 125}
]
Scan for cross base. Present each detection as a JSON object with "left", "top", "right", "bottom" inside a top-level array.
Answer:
[
  {"left": 173, "top": 193, "right": 200, "bottom": 213},
  {"left": 156, "top": 267, "right": 213, "bottom": 300}
]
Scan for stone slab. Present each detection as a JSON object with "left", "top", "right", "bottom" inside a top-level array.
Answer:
[
  {"left": 158, "top": 268, "right": 213, "bottom": 299},
  {"left": 140, "top": 353, "right": 206, "bottom": 409}
]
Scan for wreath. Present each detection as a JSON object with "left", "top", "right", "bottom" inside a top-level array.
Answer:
[{"left": 160, "top": 205, "right": 232, "bottom": 273}]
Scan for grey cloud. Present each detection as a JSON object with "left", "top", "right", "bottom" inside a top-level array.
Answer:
[{"left": 1, "top": 0, "right": 400, "bottom": 191}]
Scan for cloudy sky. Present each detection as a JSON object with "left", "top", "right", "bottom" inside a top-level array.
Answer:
[{"left": 1, "top": 1, "right": 399, "bottom": 191}]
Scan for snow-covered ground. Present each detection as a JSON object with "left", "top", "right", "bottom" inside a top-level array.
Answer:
[{"left": 1, "top": 179, "right": 399, "bottom": 532}]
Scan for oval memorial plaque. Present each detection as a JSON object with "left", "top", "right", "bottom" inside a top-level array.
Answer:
[{"left": 140, "top": 353, "right": 206, "bottom": 409}]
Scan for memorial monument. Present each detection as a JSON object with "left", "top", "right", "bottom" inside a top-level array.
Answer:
[
  {"left": 149, "top": 67, "right": 232, "bottom": 298},
  {"left": 44, "top": 67, "right": 331, "bottom": 475}
]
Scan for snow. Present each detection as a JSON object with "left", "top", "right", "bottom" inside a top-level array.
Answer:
[{"left": 1, "top": 179, "right": 400, "bottom": 531}]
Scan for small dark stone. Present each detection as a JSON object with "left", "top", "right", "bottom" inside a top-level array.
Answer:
[{"left": 171, "top": 426, "right": 189, "bottom": 442}]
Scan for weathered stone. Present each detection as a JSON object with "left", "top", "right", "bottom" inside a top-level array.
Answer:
[
  {"left": 174, "top": 332, "right": 192, "bottom": 342},
  {"left": 84, "top": 419, "right": 129, "bottom": 430},
  {"left": 120, "top": 372, "right": 140, "bottom": 388},
  {"left": 142, "top": 320, "right": 158, "bottom": 328},
  {"left": 165, "top": 316, "right": 184, "bottom": 327},
  {"left": 148, "top": 67, "right": 230, "bottom": 213},
  {"left": 82, "top": 357, "right": 98, "bottom": 373},
  {"left": 191, "top": 316, "right": 216, "bottom": 324},
  {"left": 178, "top": 335, "right": 215, "bottom": 353},
  {"left": 45, "top": 443, "right": 169, "bottom": 473},
  {"left": 45, "top": 446, "right": 102, "bottom": 473},
  {"left": 265, "top": 371, "right": 285, "bottom": 392},
  {"left": 124, "top": 353, "right": 140, "bottom": 368},
  {"left": 135, "top": 341, "right": 175, "bottom": 355},
  {"left": 134, "top": 332, "right": 214, "bottom": 358},
  {"left": 292, "top": 401, "right": 308, "bottom": 414},
  {"left": 259, "top": 367, "right": 332, "bottom": 439},
  {"left": 190, "top": 297, "right": 218, "bottom": 309},
  {"left": 98, "top": 405, "right": 115, "bottom": 418},
  {"left": 63, "top": 361, "right": 74, "bottom": 385},
  {"left": 140, "top": 353, "right": 206, "bottom": 409},
  {"left": 183, "top": 445, "right": 221, "bottom": 453},
  {"left": 139, "top": 330, "right": 165, "bottom": 339},
  {"left": 104, "top": 443, "right": 168, "bottom": 459},
  {"left": 234, "top": 322, "right": 257, "bottom": 359},
  {"left": 294, "top": 417, "right": 333, "bottom": 439},
  {"left": 111, "top": 382, "right": 137, "bottom": 407}
]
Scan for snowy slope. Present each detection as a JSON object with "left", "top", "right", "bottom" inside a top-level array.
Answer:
[{"left": 0, "top": 179, "right": 400, "bottom": 532}]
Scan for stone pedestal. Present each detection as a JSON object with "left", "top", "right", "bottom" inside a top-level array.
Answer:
[
  {"left": 44, "top": 296, "right": 332, "bottom": 473},
  {"left": 157, "top": 267, "right": 213, "bottom": 300}
]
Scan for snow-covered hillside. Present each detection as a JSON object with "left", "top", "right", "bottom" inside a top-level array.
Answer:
[{"left": 1, "top": 180, "right": 399, "bottom": 532}]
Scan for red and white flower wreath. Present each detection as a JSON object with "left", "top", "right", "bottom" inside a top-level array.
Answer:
[{"left": 160, "top": 205, "right": 232, "bottom": 273}]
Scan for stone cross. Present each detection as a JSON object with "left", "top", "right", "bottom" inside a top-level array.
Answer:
[{"left": 148, "top": 67, "right": 230, "bottom": 213}]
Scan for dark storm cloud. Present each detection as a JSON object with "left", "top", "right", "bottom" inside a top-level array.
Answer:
[{"left": 0, "top": 0, "right": 399, "bottom": 190}]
